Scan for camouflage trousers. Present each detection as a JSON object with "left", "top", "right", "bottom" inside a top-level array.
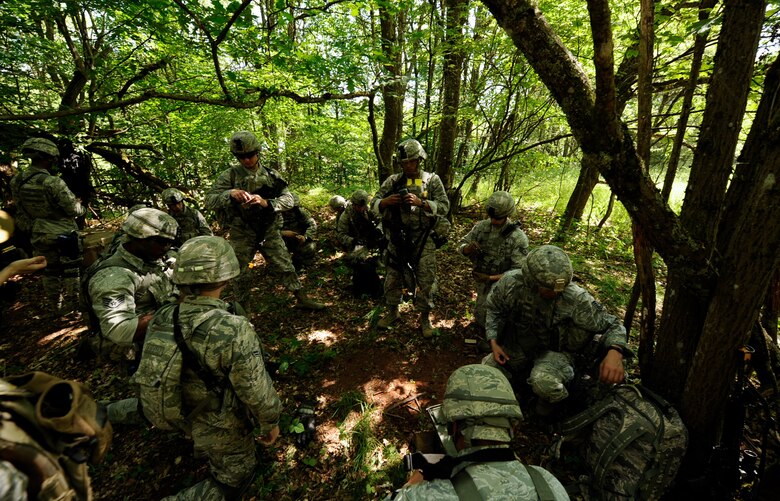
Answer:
[
  {"left": 229, "top": 226, "right": 301, "bottom": 305},
  {"left": 282, "top": 236, "right": 317, "bottom": 269},
  {"left": 106, "top": 397, "right": 145, "bottom": 425},
  {"left": 474, "top": 280, "right": 496, "bottom": 328},
  {"left": 383, "top": 237, "right": 436, "bottom": 311},
  {"left": 482, "top": 349, "right": 574, "bottom": 403},
  {"left": 32, "top": 232, "right": 81, "bottom": 314}
]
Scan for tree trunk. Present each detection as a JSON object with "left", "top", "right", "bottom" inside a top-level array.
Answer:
[{"left": 377, "top": 5, "right": 404, "bottom": 183}]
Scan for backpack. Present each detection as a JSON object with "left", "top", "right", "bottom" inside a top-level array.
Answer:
[
  {"left": 551, "top": 384, "right": 688, "bottom": 500},
  {"left": 130, "top": 304, "right": 222, "bottom": 431}
]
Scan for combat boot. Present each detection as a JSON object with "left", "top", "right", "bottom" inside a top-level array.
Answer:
[
  {"left": 421, "top": 311, "right": 435, "bottom": 338},
  {"left": 294, "top": 289, "right": 326, "bottom": 310},
  {"left": 377, "top": 306, "right": 399, "bottom": 328}
]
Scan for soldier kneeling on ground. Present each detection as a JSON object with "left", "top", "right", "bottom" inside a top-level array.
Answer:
[
  {"left": 336, "top": 189, "right": 385, "bottom": 298},
  {"left": 387, "top": 363, "right": 569, "bottom": 500}
]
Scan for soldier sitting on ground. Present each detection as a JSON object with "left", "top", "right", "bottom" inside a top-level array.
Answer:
[
  {"left": 328, "top": 195, "right": 347, "bottom": 223},
  {"left": 484, "top": 245, "right": 629, "bottom": 417},
  {"left": 387, "top": 364, "right": 569, "bottom": 500},
  {"left": 337, "top": 189, "right": 385, "bottom": 297},
  {"left": 459, "top": 191, "right": 529, "bottom": 347},
  {"left": 280, "top": 192, "right": 318, "bottom": 270},
  {"left": 161, "top": 188, "right": 212, "bottom": 247},
  {"left": 134, "top": 236, "right": 281, "bottom": 500}
]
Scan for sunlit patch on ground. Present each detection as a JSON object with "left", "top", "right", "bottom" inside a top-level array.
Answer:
[
  {"left": 307, "top": 329, "right": 336, "bottom": 346},
  {"left": 37, "top": 323, "right": 87, "bottom": 347}
]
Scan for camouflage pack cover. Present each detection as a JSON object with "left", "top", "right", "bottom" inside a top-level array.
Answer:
[
  {"left": 397, "top": 139, "right": 428, "bottom": 161},
  {"left": 162, "top": 188, "right": 184, "bottom": 205},
  {"left": 350, "top": 189, "right": 369, "bottom": 206},
  {"left": 487, "top": 191, "right": 515, "bottom": 218},
  {"left": 526, "top": 245, "right": 573, "bottom": 290},
  {"left": 329, "top": 195, "right": 347, "bottom": 211},
  {"left": 442, "top": 364, "right": 522, "bottom": 443},
  {"left": 122, "top": 207, "right": 178, "bottom": 240},
  {"left": 173, "top": 236, "right": 240, "bottom": 285},
  {"left": 555, "top": 384, "right": 688, "bottom": 500},
  {"left": 22, "top": 137, "right": 59, "bottom": 159},
  {"left": 230, "top": 131, "right": 261, "bottom": 154}
]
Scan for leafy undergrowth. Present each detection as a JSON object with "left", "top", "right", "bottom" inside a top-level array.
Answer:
[{"left": 1, "top": 204, "right": 643, "bottom": 500}]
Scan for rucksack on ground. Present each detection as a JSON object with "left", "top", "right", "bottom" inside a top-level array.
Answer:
[{"left": 549, "top": 384, "right": 688, "bottom": 500}]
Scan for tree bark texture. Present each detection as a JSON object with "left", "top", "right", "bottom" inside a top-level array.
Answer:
[{"left": 378, "top": 6, "right": 405, "bottom": 183}]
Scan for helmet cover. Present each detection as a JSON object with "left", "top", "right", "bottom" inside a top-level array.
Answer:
[
  {"left": 526, "top": 245, "right": 573, "bottom": 292},
  {"left": 173, "top": 236, "right": 240, "bottom": 284},
  {"left": 397, "top": 139, "right": 428, "bottom": 162},
  {"left": 22, "top": 137, "right": 59, "bottom": 159},
  {"left": 161, "top": 188, "right": 184, "bottom": 205},
  {"left": 486, "top": 191, "right": 515, "bottom": 219},
  {"left": 122, "top": 208, "right": 178, "bottom": 240}
]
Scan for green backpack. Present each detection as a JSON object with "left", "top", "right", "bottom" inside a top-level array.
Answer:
[{"left": 551, "top": 384, "right": 688, "bottom": 500}]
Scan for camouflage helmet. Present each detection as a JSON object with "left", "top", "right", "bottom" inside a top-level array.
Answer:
[
  {"left": 290, "top": 192, "right": 301, "bottom": 206},
  {"left": 173, "top": 236, "right": 240, "bottom": 284},
  {"left": 122, "top": 208, "right": 178, "bottom": 240},
  {"left": 442, "top": 364, "right": 522, "bottom": 443},
  {"left": 22, "top": 137, "right": 59, "bottom": 160},
  {"left": 397, "top": 139, "right": 427, "bottom": 162},
  {"left": 350, "top": 189, "right": 369, "bottom": 207},
  {"left": 526, "top": 245, "right": 573, "bottom": 292},
  {"left": 161, "top": 188, "right": 184, "bottom": 205},
  {"left": 230, "top": 131, "right": 262, "bottom": 155},
  {"left": 329, "top": 195, "right": 347, "bottom": 211},
  {"left": 486, "top": 191, "right": 515, "bottom": 219}
]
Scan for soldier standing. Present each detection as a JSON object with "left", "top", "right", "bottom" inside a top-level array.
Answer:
[
  {"left": 459, "top": 191, "right": 529, "bottom": 333},
  {"left": 205, "top": 131, "right": 324, "bottom": 310},
  {"left": 280, "top": 192, "right": 318, "bottom": 270},
  {"left": 387, "top": 364, "right": 569, "bottom": 500},
  {"left": 161, "top": 188, "right": 212, "bottom": 246},
  {"left": 11, "top": 137, "right": 85, "bottom": 315},
  {"left": 484, "top": 245, "right": 628, "bottom": 413},
  {"left": 139, "top": 236, "right": 281, "bottom": 500},
  {"left": 373, "top": 139, "right": 449, "bottom": 338}
]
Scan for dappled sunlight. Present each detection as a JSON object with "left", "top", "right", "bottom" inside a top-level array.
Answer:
[
  {"left": 37, "top": 324, "right": 87, "bottom": 347},
  {"left": 307, "top": 329, "right": 336, "bottom": 346}
]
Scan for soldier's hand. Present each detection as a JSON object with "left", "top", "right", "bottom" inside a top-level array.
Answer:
[
  {"left": 463, "top": 242, "right": 481, "bottom": 256},
  {"left": 404, "top": 470, "right": 425, "bottom": 487},
  {"left": 230, "top": 189, "right": 252, "bottom": 203},
  {"left": 6, "top": 256, "right": 47, "bottom": 276},
  {"left": 257, "top": 425, "right": 280, "bottom": 445},
  {"left": 491, "top": 340, "right": 510, "bottom": 365},
  {"left": 380, "top": 193, "right": 402, "bottom": 208},
  {"left": 405, "top": 193, "right": 422, "bottom": 207},
  {"left": 472, "top": 271, "right": 491, "bottom": 283},
  {"left": 243, "top": 194, "right": 266, "bottom": 207},
  {"left": 599, "top": 349, "right": 625, "bottom": 384},
  {"left": 296, "top": 235, "right": 306, "bottom": 245},
  {"left": 281, "top": 230, "right": 297, "bottom": 238}
]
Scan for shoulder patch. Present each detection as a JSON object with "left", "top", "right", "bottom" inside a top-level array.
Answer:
[{"left": 103, "top": 295, "right": 126, "bottom": 309}]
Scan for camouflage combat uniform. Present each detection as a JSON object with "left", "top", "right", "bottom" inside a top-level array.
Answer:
[
  {"left": 205, "top": 163, "right": 301, "bottom": 300},
  {"left": 337, "top": 203, "right": 383, "bottom": 252},
  {"left": 280, "top": 201, "right": 317, "bottom": 269},
  {"left": 151, "top": 297, "right": 281, "bottom": 500},
  {"left": 484, "top": 263, "right": 628, "bottom": 403},
  {"left": 11, "top": 165, "right": 84, "bottom": 312},
  {"left": 372, "top": 171, "right": 449, "bottom": 311},
  {"left": 169, "top": 205, "right": 212, "bottom": 246},
  {"left": 459, "top": 219, "right": 528, "bottom": 326}
]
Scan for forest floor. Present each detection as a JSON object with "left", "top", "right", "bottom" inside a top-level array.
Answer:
[{"left": 1, "top": 203, "right": 774, "bottom": 500}]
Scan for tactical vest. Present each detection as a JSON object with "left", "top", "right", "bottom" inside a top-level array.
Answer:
[{"left": 229, "top": 166, "right": 288, "bottom": 241}]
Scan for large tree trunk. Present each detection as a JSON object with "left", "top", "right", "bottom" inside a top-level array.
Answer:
[{"left": 377, "top": 5, "right": 405, "bottom": 183}]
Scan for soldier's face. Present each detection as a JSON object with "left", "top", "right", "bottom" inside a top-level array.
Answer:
[
  {"left": 401, "top": 159, "right": 420, "bottom": 178},
  {"left": 144, "top": 236, "right": 174, "bottom": 261},
  {"left": 235, "top": 151, "right": 259, "bottom": 171},
  {"left": 490, "top": 216, "right": 507, "bottom": 227},
  {"left": 355, "top": 203, "right": 367, "bottom": 213},
  {"left": 537, "top": 286, "right": 560, "bottom": 300},
  {"left": 167, "top": 201, "right": 184, "bottom": 214}
]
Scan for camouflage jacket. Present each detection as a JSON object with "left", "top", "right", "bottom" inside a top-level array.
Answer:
[
  {"left": 336, "top": 202, "right": 382, "bottom": 250},
  {"left": 458, "top": 219, "right": 529, "bottom": 275},
  {"left": 388, "top": 446, "right": 569, "bottom": 500},
  {"left": 170, "top": 205, "right": 212, "bottom": 245},
  {"left": 205, "top": 164, "right": 294, "bottom": 234},
  {"left": 371, "top": 171, "right": 449, "bottom": 238},
  {"left": 151, "top": 296, "right": 281, "bottom": 434},
  {"left": 10, "top": 166, "right": 84, "bottom": 235},
  {"left": 485, "top": 267, "right": 628, "bottom": 357},
  {"left": 88, "top": 244, "right": 175, "bottom": 346},
  {"left": 280, "top": 205, "right": 317, "bottom": 240}
]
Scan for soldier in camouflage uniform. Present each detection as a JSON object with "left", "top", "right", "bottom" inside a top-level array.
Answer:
[
  {"left": 205, "top": 131, "right": 324, "bottom": 310},
  {"left": 328, "top": 195, "right": 347, "bottom": 223},
  {"left": 373, "top": 139, "right": 449, "bottom": 338},
  {"left": 161, "top": 188, "right": 212, "bottom": 246},
  {"left": 10, "top": 137, "right": 85, "bottom": 314},
  {"left": 388, "top": 364, "right": 569, "bottom": 500},
  {"left": 484, "top": 245, "right": 628, "bottom": 409},
  {"left": 280, "top": 192, "right": 318, "bottom": 270},
  {"left": 336, "top": 189, "right": 383, "bottom": 254},
  {"left": 459, "top": 191, "right": 529, "bottom": 329},
  {"left": 144, "top": 236, "right": 281, "bottom": 500}
]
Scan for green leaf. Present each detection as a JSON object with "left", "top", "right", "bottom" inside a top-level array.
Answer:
[{"left": 302, "top": 457, "right": 317, "bottom": 467}]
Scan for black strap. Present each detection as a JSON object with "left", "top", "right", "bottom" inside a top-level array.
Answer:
[{"left": 420, "top": 447, "right": 516, "bottom": 480}]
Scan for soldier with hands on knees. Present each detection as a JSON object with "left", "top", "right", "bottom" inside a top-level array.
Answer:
[
  {"left": 388, "top": 364, "right": 569, "bottom": 500},
  {"left": 459, "top": 191, "right": 529, "bottom": 333},
  {"left": 135, "top": 236, "right": 281, "bottom": 500},
  {"left": 484, "top": 245, "right": 628, "bottom": 415},
  {"left": 10, "top": 137, "right": 85, "bottom": 315},
  {"left": 373, "top": 139, "right": 449, "bottom": 338},
  {"left": 161, "top": 188, "right": 212, "bottom": 247},
  {"left": 205, "top": 131, "right": 324, "bottom": 310}
]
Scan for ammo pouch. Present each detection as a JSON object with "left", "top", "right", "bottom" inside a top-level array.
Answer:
[{"left": 56, "top": 231, "right": 81, "bottom": 260}]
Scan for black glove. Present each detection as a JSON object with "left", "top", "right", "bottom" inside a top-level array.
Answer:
[{"left": 295, "top": 400, "right": 317, "bottom": 447}]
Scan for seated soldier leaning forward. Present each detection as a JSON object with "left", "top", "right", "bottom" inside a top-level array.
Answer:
[
  {"left": 161, "top": 187, "right": 212, "bottom": 247},
  {"left": 483, "top": 245, "right": 629, "bottom": 416},
  {"left": 135, "top": 236, "right": 281, "bottom": 501},
  {"left": 280, "top": 192, "right": 318, "bottom": 270},
  {"left": 387, "top": 364, "right": 569, "bottom": 500},
  {"left": 337, "top": 189, "right": 384, "bottom": 297}
]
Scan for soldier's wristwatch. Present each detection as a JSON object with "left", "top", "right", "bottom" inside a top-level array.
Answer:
[{"left": 608, "top": 345, "right": 625, "bottom": 356}]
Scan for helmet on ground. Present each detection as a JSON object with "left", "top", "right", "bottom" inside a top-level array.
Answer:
[
  {"left": 22, "top": 137, "right": 59, "bottom": 160},
  {"left": 486, "top": 191, "right": 515, "bottom": 219},
  {"left": 329, "top": 195, "right": 347, "bottom": 211},
  {"left": 122, "top": 208, "right": 178, "bottom": 240},
  {"left": 397, "top": 139, "right": 427, "bottom": 162},
  {"left": 350, "top": 189, "right": 369, "bottom": 207},
  {"left": 526, "top": 245, "right": 573, "bottom": 292},
  {"left": 442, "top": 364, "right": 522, "bottom": 443},
  {"left": 230, "top": 131, "right": 262, "bottom": 155},
  {"left": 161, "top": 188, "right": 184, "bottom": 205},
  {"left": 173, "top": 236, "right": 240, "bottom": 284}
]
